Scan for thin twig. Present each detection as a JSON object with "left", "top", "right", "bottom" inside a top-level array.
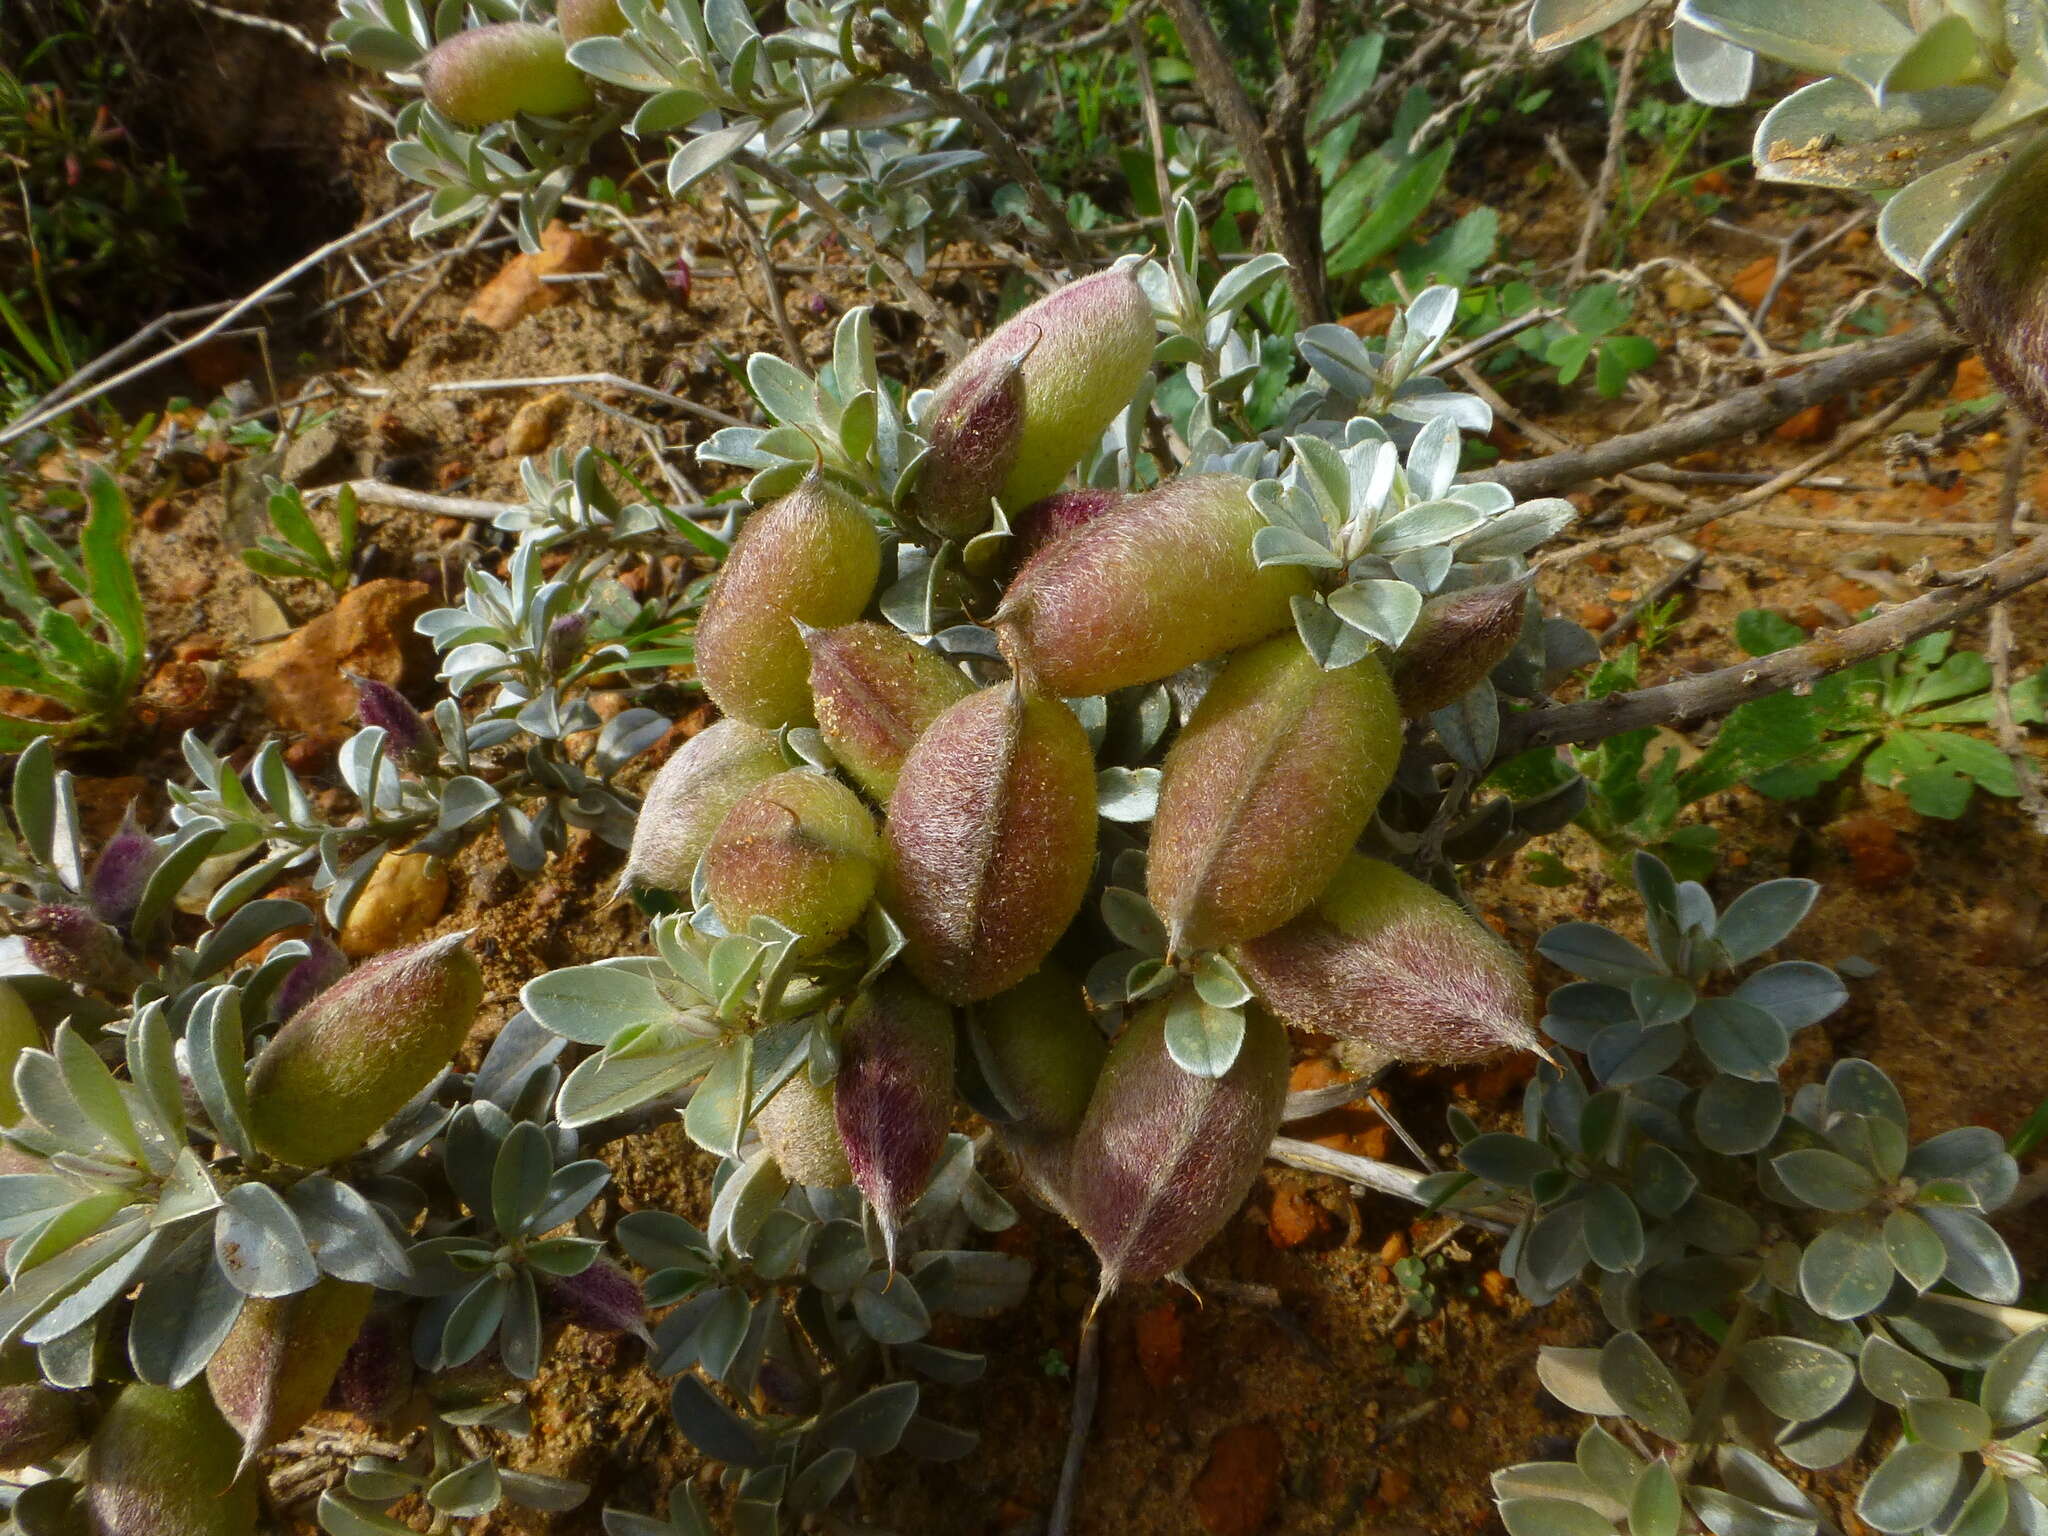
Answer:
[
  {"left": 1600, "top": 552, "right": 1706, "bottom": 647},
  {"left": 0, "top": 193, "right": 431, "bottom": 447},
  {"left": 1048, "top": 1291, "right": 1107, "bottom": 1536},
  {"left": 387, "top": 211, "right": 499, "bottom": 342},
  {"left": 722, "top": 168, "right": 805, "bottom": 365},
  {"left": 424, "top": 372, "right": 750, "bottom": 430},
  {"left": 1126, "top": 11, "right": 1176, "bottom": 225},
  {"left": 1988, "top": 424, "right": 2048, "bottom": 831},
  {"left": 306, "top": 482, "right": 518, "bottom": 522},
  {"left": 1496, "top": 534, "right": 2048, "bottom": 755},
  {"left": 1746, "top": 514, "right": 2048, "bottom": 537},
  {"left": 180, "top": 0, "right": 323, "bottom": 53},
  {"left": 733, "top": 150, "right": 966, "bottom": 359}
]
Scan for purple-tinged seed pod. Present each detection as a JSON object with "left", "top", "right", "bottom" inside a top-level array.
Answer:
[
  {"left": 419, "top": 21, "right": 595, "bottom": 128},
  {"left": 1388, "top": 580, "right": 1531, "bottom": 719},
  {"left": 543, "top": 611, "right": 592, "bottom": 675},
  {"left": 244, "top": 932, "right": 483, "bottom": 1167},
  {"left": 207, "top": 1278, "right": 372, "bottom": 1475},
  {"left": 909, "top": 269, "right": 1155, "bottom": 542},
  {"left": 1066, "top": 990, "right": 1289, "bottom": 1295},
  {"left": 271, "top": 934, "right": 349, "bottom": 1024},
  {"left": 754, "top": 1073, "right": 852, "bottom": 1188},
  {"left": 1953, "top": 149, "right": 2048, "bottom": 434},
  {"left": 350, "top": 674, "right": 436, "bottom": 771},
  {"left": 543, "top": 1258, "right": 648, "bottom": 1339},
  {"left": 83, "top": 1382, "right": 256, "bottom": 1536},
  {"left": 557, "top": 0, "right": 627, "bottom": 42},
  {"left": 0, "top": 1381, "right": 84, "bottom": 1467},
  {"left": 701, "top": 771, "right": 881, "bottom": 957},
  {"left": 834, "top": 971, "right": 956, "bottom": 1267},
  {"left": 804, "top": 622, "right": 975, "bottom": 804},
  {"left": 621, "top": 718, "right": 784, "bottom": 897},
  {"left": 1232, "top": 855, "right": 1543, "bottom": 1065},
  {"left": 86, "top": 809, "right": 162, "bottom": 928},
  {"left": 329, "top": 1308, "right": 414, "bottom": 1422},
  {"left": 1009, "top": 487, "right": 1122, "bottom": 567},
  {"left": 17, "top": 905, "right": 147, "bottom": 993}
]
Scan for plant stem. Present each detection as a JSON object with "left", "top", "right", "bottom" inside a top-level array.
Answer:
[
  {"left": 1048, "top": 1284, "right": 1108, "bottom": 1536},
  {"left": 1674, "top": 1296, "right": 1758, "bottom": 1482}
]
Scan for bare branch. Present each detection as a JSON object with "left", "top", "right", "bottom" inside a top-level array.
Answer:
[
  {"left": 1569, "top": 16, "right": 1649, "bottom": 283},
  {"left": 1497, "top": 535, "right": 2048, "bottom": 756},
  {"left": 1468, "top": 324, "right": 1967, "bottom": 500}
]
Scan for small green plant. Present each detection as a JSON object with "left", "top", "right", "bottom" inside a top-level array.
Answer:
[
  {"left": 0, "top": 467, "right": 147, "bottom": 748},
  {"left": 237, "top": 480, "right": 360, "bottom": 594}
]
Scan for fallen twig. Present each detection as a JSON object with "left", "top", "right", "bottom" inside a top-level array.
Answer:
[
  {"left": 1600, "top": 551, "right": 1706, "bottom": 647},
  {"left": 1569, "top": 16, "right": 1649, "bottom": 283}
]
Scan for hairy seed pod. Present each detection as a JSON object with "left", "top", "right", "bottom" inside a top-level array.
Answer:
[
  {"left": 419, "top": 22, "right": 594, "bottom": 127},
  {"left": 270, "top": 934, "right": 349, "bottom": 1024},
  {"left": 622, "top": 719, "right": 783, "bottom": 896},
  {"left": 835, "top": 972, "right": 956, "bottom": 1263},
  {"left": 884, "top": 686, "right": 1098, "bottom": 1003},
  {"left": 702, "top": 771, "right": 880, "bottom": 954},
  {"left": 805, "top": 622, "right": 975, "bottom": 803},
  {"left": 245, "top": 932, "right": 483, "bottom": 1167},
  {"left": 86, "top": 810, "right": 161, "bottom": 928},
  {"left": 693, "top": 477, "right": 882, "bottom": 728},
  {"left": 329, "top": 1309, "right": 413, "bottom": 1421},
  {"left": 543, "top": 1259, "right": 647, "bottom": 1336},
  {"left": 1953, "top": 150, "right": 2048, "bottom": 434},
  {"left": 995, "top": 474, "right": 1313, "bottom": 697},
  {"left": 1009, "top": 487, "right": 1121, "bottom": 566},
  {"left": 1388, "top": 581, "right": 1530, "bottom": 718},
  {"left": 0, "top": 1381, "right": 83, "bottom": 1467},
  {"left": 1149, "top": 636, "right": 1400, "bottom": 953},
  {"left": 911, "top": 269, "right": 1155, "bottom": 541},
  {"left": 1067, "top": 993, "right": 1289, "bottom": 1292},
  {"left": 207, "top": 1278, "right": 372, "bottom": 1474},
  {"left": 0, "top": 983, "right": 40, "bottom": 1126},
  {"left": 18, "top": 905, "right": 146, "bottom": 993},
  {"left": 754, "top": 1072, "right": 852, "bottom": 1187},
  {"left": 1233, "top": 855, "right": 1540, "bottom": 1063},
  {"left": 83, "top": 1383, "right": 256, "bottom": 1536},
  {"left": 350, "top": 674, "right": 435, "bottom": 771},
  {"left": 557, "top": 0, "right": 627, "bottom": 42},
  {"left": 968, "top": 965, "right": 1104, "bottom": 1140}
]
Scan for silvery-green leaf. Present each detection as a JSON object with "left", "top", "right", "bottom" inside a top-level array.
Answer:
[
  {"left": 1526, "top": 0, "right": 1647, "bottom": 52},
  {"left": 1856, "top": 1441, "right": 1964, "bottom": 1534},
  {"left": 1328, "top": 579, "right": 1422, "bottom": 648},
  {"left": 51, "top": 1029, "right": 142, "bottom": 1165},
  {"left": 522, "top": 964, "right": 676, "bottom": 1046},
  {"left": 1673, "top": 19, "right": 1754, "bottom": 105},
  {"left": 1774, "top": 1385, "right": 1874, "bottom": 1470},
  {"left": 13, "top": 1052, "right": 102, "bottom": 1158},
  {"left": 1163, "top": 990, "right": 1244, "bottom": 1078},
  {"left": 851, "top": 1267, "right": 929, "bottom": 1344},
  {"left": 1430, "top": 677, "right": 1498, "bottom": 770},
  {"left": 1800, "top": 1217, "right": 1893, "bottom": 1319},
  {"left": 1628, "top": 1460, "right": 1681, "bottom": 1536},
  {"left": 1918, "top": 1205, "right": 2019, "bottom": 1302},
  {"left": 1095, "top": 767, "right": 1161, "bottom": 823},
  {"left": 427, "top": 1456, "right": 502, "bottom": 1518},
  {"left": 1498, "top": 1496, "right": 1618, "bottom": 1536},
  {"left": 785, "top": 1448, "right": 858, "bottom": 1517},
  {"left": 154, "top": 1149, "right": 220, "bottom": 1227},
  {"left": 817, "top": 1380, "right": 919, "bottom": 1457},
  {"left": 287, "top": 1176, "right": 412, "bottom": 1287},
  {"left": 437, "top": 775, "right": 499, "bottom": 832},
  {"left": 684, "top": 1039, "right": 752, "bottom": 1159},
  {"left": 1878, "top": 137, "right": 2032, "bottom": 281},
  {"left": 707, "top": 1150, "right": 787, "bottom": 1259},
  {"left": 1736, "top": 1337, "right": 1856, "bottom": 1421},
  {"left": 1251, "top": 524, "right": 1343, "bottom": 570},
  {"left": 1539, "top": 924, "right": 1660, "bottom": 985},
  {"left": 1881, "top": 1208, "right": 1947, "bottom": 1292},
  {"left": 1752, "top": 78, "right": 1992, "bottom": 190},
  {"left": 21, "top": 1220, "right": 162, "bottom": 1345},
  {"left": 1694, "top": 998, "right": 1789, "bottom": 1083},
  {"left": 1858, "top": 1331, "right": 1948, "bottom": 1407},
  {"left": 1692, "top": 1074, "right": 1784, "bottom": 1155},
  {"left": 1374, "top": 498, "right": 1485, "bottom": 555},
  {"left": 1714, "top": 879, "right": 1817, "bottom": 963},
  {"left": 669, "top": 1375, "right": 767, "bottom": 1466},
  {"left": 500, "top": 1470, "right": 588, "bottom": 1513},
  {"left": 1905, "top": 1126, "right": 2017, "bottom": 1208},
  {"left": 1583, "top": 1183, "right": 1644, "bottom": 1272},
  {"left": 1678, "top": 0, "right": 1911, "bottom": 79},
  {"left": 1733, "top": 962, "right": 1846, "bottom": 1030},
  {"left": 318, "top": 1493, "right": 423, "bottom": 1536},
  {"left": 1291, "top": 595, "right": 1376, "bottom": 671},
  {"left": 187, "top": 985, "right": 253, "bottom": 1160},
  {"left": 1774, "top": 1148, "right": 1880, "bottom": 1212},
  {"left": 1537, "top": 1346, "right": 1627, "bottom": 1417},
  {"left": 1191, "top": 952, "right": 1252, "bottom": 1010},
  {"left": 1824, "top": 1058, "right": 1907, "bottom": 1128},
  {"left": 1598, "top": 1332, "right": 1692, "bottom": 1442},
  {"left": 128, "top": 1238, "right": 244, "bottom": 1387},
  {"left": 1880, "top": 14, "right": 1983, "bottom": 98},
  {"left": 1982, "top": 1323, "right": 2048, "bottom": 1431},
  {"left": 1903, "top": 1393, "right": 1992, "bottom": 1451},
  {"left": 216, "top": 1181, "right": 318, "bottom": 1298},
  {"left": 555, "top": 1039, "right": 709, "bottom": 1128},
  {"left": 667, "top": 122, "right": 758, "bottom": 195},
  {"left": 439, "top": 1272, "right": 510, "bottom": 1368}
]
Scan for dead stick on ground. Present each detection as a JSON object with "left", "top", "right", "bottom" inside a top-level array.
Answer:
[
  {"left": 1497, "top": 534, "right": 2048, "bottom": 756},
  {"left": 721, "top": 168, "right": 805, "bottom": 365},
  {"left": 1468, "top": 324, "right": 1966, "bottom": 500},
  {"left": 1988, "top": 424, "right": 2048, "bottom": 831},
  {"left": 0, "top": 192, "right": 431, "bottom": 448},
  {"left": 1570, "top": 15, "right": 1649, "bottom": 283}
]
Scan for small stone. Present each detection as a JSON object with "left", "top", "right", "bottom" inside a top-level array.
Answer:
[
  {"left": 1729, "top": 255, "right": 1778, "bottom": 309},
  {"left": 1828, "top": 813, "right": 1915, "bottom": 891},
  {"left": 1658, "top": 271, "right": 1715, "bottom": 312},
  {"left": 1377, "top": 1230, "right": 1410, "bottom": 1265},
  {"left": 463, "top": 222, "right": 611, "bottom": 331},
  {"left": 1773, "top": 404, "right": 1834, "bottom": 444},
  {"left": 1480, "top": 1269, "right": 1512, "bottom": 1308},
  {"left": 1378, "top": 1467, "right": 1415, "bottom": 1506},
  {"left": 502, "top": 392, "right": 571, "bottom": 457},
  {"left": 237, "top": 579, "right": 435, "bottom": 747},
  {"left": 1576, "top": 602, "right": 1616, "bottom": 631},
  {"left": 1192, "top": 1422, "right": 1284, "bottom": 1536},
  {"left": 282, "top": 423, "right": 352, "bottom": 487},
  {"left": 338, "top": 849, "right": 451, "bottom": 958},
  {"left": 1266, "top": 1185, "right": 1329, "bottom": 1250},
  {"left": 173, "top": 635, "right": 223, "bottom": 662},
  {"left": 1448, "top": 1405, "right": 1471, "bottom": 1432},
  {"left": 1134, "top": 1302, "right": 1185, "bottom": 1389}
]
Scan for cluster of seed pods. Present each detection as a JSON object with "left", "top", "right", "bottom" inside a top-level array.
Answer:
[{"left": 628, "top": 266, "right": 1547, "bottom": 1302}]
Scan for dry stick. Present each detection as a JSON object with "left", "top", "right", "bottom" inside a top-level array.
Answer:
[
  {"left": 309, "top": 482, "right": 519, "bottom": 523},
  {"left": 1540, "top": 356, "right": 1953, "bottom": 569},
  {"left": 1747, "top": 513, "right": 2048, "bottom": 537},
  {"left": 1155, "top": 0, "right": 1330, "bottom": 324},
  {"left": 732, "top": 150, "right": 967, "bottom": 360},
  {"left": 1569, "top": 19, "right": 1649, "bottom": 284},
  {"left": 386, "top": 211, "right": 500, "bottom": 342},
  {"left": 1468, "top": 323, "right": 1966, "bottom": 501},
  {"left": 423, "top": 372, "right": 750, "bottom": 430},
  {"left": 1127, "top": 12, "right": 1177, "bottom": 225},
  {"left": 1988, "top": 424, "right": 2048, "bottom": 832},
  {"left": 1600, "top": 551, "right": 1706, "bottom": 647},
  {"left": 179, "top": 0, "right": 323, "bottom": 53},
  {"left": 865, "top": 8, "right": 1086, "bottom": 262},
  {"left": 721, "top": 167, "right": 805, "bottom": 365},
  {"left": 1498, "top": 534, "right": 2048, "bottom": 756},
  {"left": 0, "top": 192, "right": 431, "bottom": 448},
  {"left": 1048, "top": 1296, "right": 1107, "bottom": 1536}
]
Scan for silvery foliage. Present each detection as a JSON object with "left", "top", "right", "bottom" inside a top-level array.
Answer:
[
  {"left": 330, "top": 0, "right": 1015, "bottom": 254},
  {"left": 1430, "top": 853, "right": 2044, "bottom": 1536},
  {"left": 602, "top": 1134, "right": 1023, "bottom": 1534},
  {"left": 168, "top": 452, "right": 684, "bottom": 923},
  {"left": 1525, "top": 0, "right": 2048, "bottom": 282},
  {"left": 318, "top": 1404, "right": 590, "bottom": 1535}
]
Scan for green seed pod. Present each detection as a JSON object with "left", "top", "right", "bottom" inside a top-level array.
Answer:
[
  {"left": 884, "top": 686, "right": 1098, "bottom": 1003},
  {"left": 702, "top": 771, "right": 881, "bottom": 955},
  {"left": 419, "top": 22, "right": 595, "bottom": 127},
  {"left": 995, "top": 474, "right": 1313, "bottom": 697},
  {"left": 1954, "top": 151, "right": 2048, "bottom": 432},
  {"left": 557, "top": 0, "right": 627, "bottom": 42},
  {"left": 0, "top": 1381, "right": 83, "bottom": 1467},
  {"left": 805, "top": 622, "right": 974, "bottom": 803},
  {"left": 83, "top": 1383, "right": 256, "bottom": 1536},
  {"left": 1232, "top": 855, "right": 1541, "bottom": 1063},
  {"left": 207, "top": 1278, "right": 372, "bottom": 1475},
  {"left": 968, "top": 964, "right": 1104, "bottom": 1141},
  {"left": 245, "top": 933, "right": 483, "bottom": 1167},
  {"left": 1148, "top": 636, "right": 1400, "bottom": 954},
  {"left": 0, "top": 983, "right": 41, "bottom": 1126},
  {"left": 911, "top": 269, "right": 1155, "bottom": 541},
  {"left": 754, "top": 1073, "right": 851, "bottom": 1188},
  {"left": 694, "top": 477, "right": 882, "bottom": 728},
  {"left": 835, "top": 972, "right": 956, "bottom": 1262},
  {"left": 1066, "top": 992, "right": 1289, "bottom": 1292},
  {"left": 1388, "top": 580, "right": 1530, "bottom": 718},
  {"left": 622, "top": 719, "right": 783, "bottom": 896}
]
